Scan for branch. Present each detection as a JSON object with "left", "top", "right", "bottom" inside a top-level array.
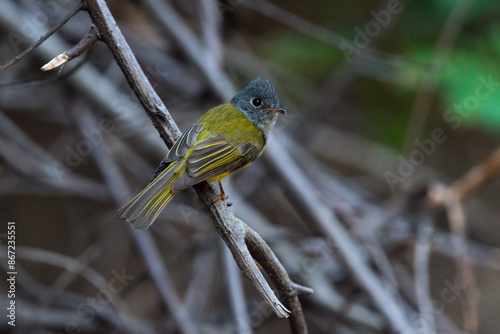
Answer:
[
  {"left": 427, "top": 146, "right": 500, "bottom": 331},
  {"left": 445, "top": 196, "right": 478, "bottom": 334},
  {"left": 0, "top": 2, "right": 83, "bottom": 72},
  {"left": 266, "top": 136, "right": 415, "bottom": 334},
  {"left": 221, "top": 243, "right": 252, "bottom": 334},
  {"left": 414, "top": 214, "right": 437, "bottom": 334},
  {"left": 448, "top": 147, "right": 500, "bottom": 201},
  {"left": 41, "top": 25, "right": 99, "bottom": 71},
  {"left": 139, "top": 0, "right": 235, "bottom": 100},
  {"left": 192, "top": 183, "right": 293, "bottom": 318},
  {"left": 84, "top": 0, "right": 310, "bottom": 331}
]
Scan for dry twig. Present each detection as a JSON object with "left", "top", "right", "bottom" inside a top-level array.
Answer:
[
  {"left": 448, "top": 147, "right": 500, "bottom": 201},
  {"left": 41, "top": 25, "right": 99, "bottom": 71},
  {"left": 426, "top": 147, "right": 500, "bottom": 333}
]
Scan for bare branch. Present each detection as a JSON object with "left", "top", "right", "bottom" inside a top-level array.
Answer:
[
  {"left": 75, "top": 107, "right": 199, "bottom": 334},
  {"left": 414, "top": 214, "right": 437, "bottom": 334},
  {"left": 448, "top": 147, "right": 500, "bottom": 201},
  {"left": 429, "top": 183, "right": 479, "bottom": 334},
  {"left": 0, "top": 2, "right": 83, "bottom": 72},
  {"left": 85, "top": 0, "right": 180, "bottom": 147},
  {"left": 139, "top": 0, "right": 235, "bottom": 100},
  {"left": 265, "top": 136, "right": 415, "bottom": 333},
  {"left": 84, "top": 1, "right": 310, "bottom": 332},
  {"left": 41, "top": 25, "right": 99, "bottom": 71},
  {"left": 445, "top": 196, "right": 478, "bottom": 334},
  {"left": 221, "top": 243, "right": 253, "bottom": 334}
]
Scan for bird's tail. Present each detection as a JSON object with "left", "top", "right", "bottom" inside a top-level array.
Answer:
[{"left": 115, "top": 161, "right": 179, "bottom": 230}]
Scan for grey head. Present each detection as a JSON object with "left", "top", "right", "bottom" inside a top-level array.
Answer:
[{"left": 230, "top": 78, "right": 286, "bottom": 136}]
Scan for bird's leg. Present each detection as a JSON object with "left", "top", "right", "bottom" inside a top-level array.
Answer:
[{"left": 213, "top": 180, "right": 228, "bottom": 203}]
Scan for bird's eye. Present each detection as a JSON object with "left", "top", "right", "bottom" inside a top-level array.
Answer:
[{"left": 251, "top": 98, "right": 262, "bottom": 107}]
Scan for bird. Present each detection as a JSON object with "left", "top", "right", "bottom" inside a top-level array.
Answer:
[{"left": 115, "top": 78, "right": 286, "bottom": 230}]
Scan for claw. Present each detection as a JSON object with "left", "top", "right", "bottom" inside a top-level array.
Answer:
[{"left": 212, "top": 180, "right": 228, "bottom": 203}]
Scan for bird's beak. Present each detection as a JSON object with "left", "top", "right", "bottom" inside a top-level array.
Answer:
[{"left": 268, "top": 106, "right": 286, "bottom": 114}]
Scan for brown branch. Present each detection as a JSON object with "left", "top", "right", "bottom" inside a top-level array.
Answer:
[
  {"left": 246, "top": 227, "right": 312, "bottom": 333},
  {"left": 221, "top": 243, "right": 252, "bottom": 334},
  {"left": 139, "top": 0, "right": 235, "bottom": 100},
  {"left": 192, "top": 183, "right": 293, "bottom": 318},
  {"left": 0, "top": 2, "right": 84, "bottom": 72},
  {"left": 41, "top": 25, "right": 99, "bottom": 71},
  {"left": 414, "top": 214, "right": 437, "bottom": 334},
  {"left": 429, "top": 183, "right": 479, "bottom": 334},
  {"left": 448, "top": 147, "right": 500, "bottom": 201},
  {"left": 425, "top": 148, "right": 500, "bottom": 333},
  {"left": 84, "top": 0, "right": 310, "bottom": 331}
]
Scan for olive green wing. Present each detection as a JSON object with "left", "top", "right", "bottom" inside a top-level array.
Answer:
[
  {"left": 152, "top": 124, "right": 204, "bottom": 179},
  {"left": 170, "top": 134, "right": 263, "bottom": 192},
  {"left": 118, "top": 123, "right": 204, "bottom": 229}
]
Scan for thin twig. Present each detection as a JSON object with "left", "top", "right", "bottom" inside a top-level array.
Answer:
[
  {"left": 245, "top": 227, "right": 311, "bottom": 334},
  {"left": 427, "top": 146, "right": 500, "bottom": 332},
  {"left": 448, "top": 147, "right": 500, "bottom": 201},
  {"left": 392, "top": 262, "right": 466, "bottom": 334},
  {"left": 41, "top": 25, "right": 99, "bottom": 71},
  {"left": 192, "top": 184, "right": 293, "bottom": 318},
  {"left": 243, "top": 0, "right": 429, "bottom": 71},
  {"left": 8, "top": 247, "right": 129, "bottom": 318},
  {"left": 445, "top": 196, "right": 478, "bottom": 334},
  {"left": 85, "top": 0, "right": 180, "bottom": 147},
  {"left": 183, "top": 248, "right": 217, "bottom": 315},
  {"left": 0, "top": 2, "right": 83, "bottom": 72},
  {"left": 139, "top": 0, "right": 235, "bottom": 100},
  {"left": 265, "top": 135, "right": 415, "bottom": 334},
  {"left": 414, "top": 214, "right": 437, "bottom": 334},
  {"left": 428, "top": 183, "right": 479, "bottom": 334},
  {"left": 221, "top": 242, "right": 253, "bottom": 334},
  {"left": 199, "top": 0, "right": 223, "bottom": 70},
  {"left": 21, "top": 245, "right": 101, "bottom": 332}
]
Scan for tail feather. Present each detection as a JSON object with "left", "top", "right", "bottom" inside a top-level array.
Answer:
[{"left": 115, "top": 162, "right": 180, "bottom": 230}]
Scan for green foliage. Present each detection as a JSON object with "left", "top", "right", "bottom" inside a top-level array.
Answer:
[
  {"left": 432, "top": 0, "right": 500, "bottom": 18},
  {"left": 400, "top": 21, "right": 500, "bottom": 136},
  {"left": 259, "top": 31, "right": 343, "bottom": 80},
  {"left": 439, "top": 29, "right": 500, "bottom": 134}
]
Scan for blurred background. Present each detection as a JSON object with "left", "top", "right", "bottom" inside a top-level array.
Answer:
[{"left": 1, "top": 0, "right": 500, "bottom": 333}]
